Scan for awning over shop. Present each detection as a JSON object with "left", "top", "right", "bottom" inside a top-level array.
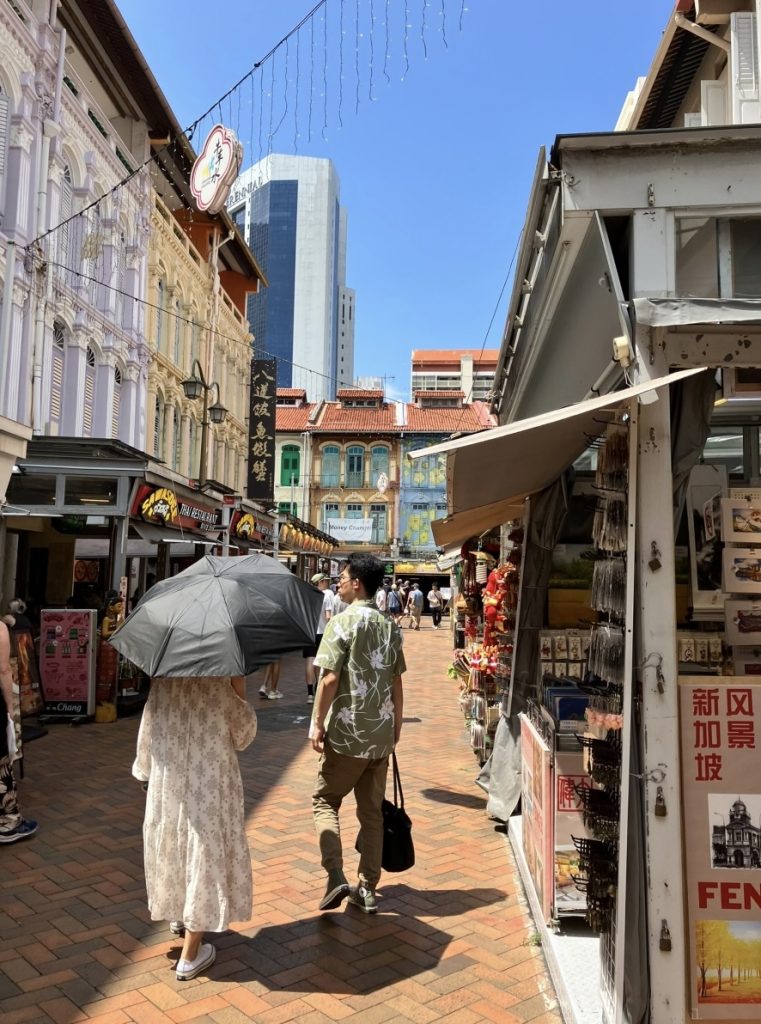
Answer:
[{"left": 411, "top": 367, "right": 705, "bottom": 549}]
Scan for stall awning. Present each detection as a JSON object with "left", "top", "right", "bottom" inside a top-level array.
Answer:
[
  {"left": 132, "top": 521, "right": 219, "bottom": 548},
  {"left": 411, "top": 367, "right": 705, "bottom": 549}
]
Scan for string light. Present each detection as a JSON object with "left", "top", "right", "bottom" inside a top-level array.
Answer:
[
  {"left": 322, "top": 11, "right": 328, "bottom": 140},
  {"left": 440, "top": 0, "right": 448, "bottom": 49},
  {"left": 294, "top": 26, "right": 301, "bottom": 151},
  {"left": 369, "top": 0, "right": 376, "bottom": 102},
  {"left": 403, "top": 0, "right": 410, "bottom": 80},
  {"left": 421, "top": 0, "right": 428, "bottom": 60},
  {"left": 383, "top": 0, "right": 391, "bottom": 85},
  {"left": 338, "top": 0, "right": 345, "bottom": 129},
  {"left": 355, "top": 0, "right": 361, "bottom": 115},
  {"left": 459, "top": 0, "right": 466, "bottom": 32}
]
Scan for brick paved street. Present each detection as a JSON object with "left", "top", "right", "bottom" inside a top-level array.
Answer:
[{"left": 2, "top": 621, "right": 561, "bottom": 1024}]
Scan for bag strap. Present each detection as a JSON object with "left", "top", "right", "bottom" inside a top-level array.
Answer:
[{"left": 391, "top": 750, "right": 404, "bottom": 809}]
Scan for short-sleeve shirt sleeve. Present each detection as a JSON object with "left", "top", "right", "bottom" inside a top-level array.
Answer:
[{"left": 314, "top": 616, "right": 348, "bottom": 674}]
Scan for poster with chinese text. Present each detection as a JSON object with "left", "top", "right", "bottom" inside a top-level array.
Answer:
[
  {"left": 246, "top": 358, "right": 276, "bottom": 502},
  {"left": 554, "top": 750, "right": 590, "bottom": 914},
  {"left": 680, "top": 676, "right": 761, "bottom": 1019}
]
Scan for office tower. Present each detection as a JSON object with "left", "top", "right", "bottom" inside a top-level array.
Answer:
[{"left": 228, "top": 155, "right": 355, "bottom": 402}]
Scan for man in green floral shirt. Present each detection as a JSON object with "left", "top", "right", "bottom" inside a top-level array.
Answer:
[{"left": 311, "top": 553, "right": 405, "bottom": 914}]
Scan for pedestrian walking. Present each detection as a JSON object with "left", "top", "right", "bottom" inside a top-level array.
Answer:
[
  {"left": 406, "top": 583, "right": 424, "bottom": 629},
  {"left": 304, "top": 574, "right": 334, "bottom": 703},
  {"left": 426, "top": 583, "right": 444, "bottom": 629},
  {"left": 0, "top": 620, "right": 37, "bottom": 844},
  {"left": 132, "top": 675, "right": 257, "bottom": 980},
  {"left": 387, "top": 583, "right": 403, "bottom": 624},
  {"left": 259, "top": 659, "right": 282, "bottom": 699},
  {"left": 375, "top": 583, "right": 388, "bottom": 615},
  {"left": 310, "top": 553, "right": 405, "bottom": 915}
]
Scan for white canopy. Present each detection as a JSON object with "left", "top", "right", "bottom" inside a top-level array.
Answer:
[{"left": 410, "top": 367, "right": 706, "bottom": 549}]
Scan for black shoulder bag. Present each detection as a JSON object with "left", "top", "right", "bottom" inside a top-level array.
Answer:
[{"left": 356, "top": 751, "right": 415, "bottom": 873}]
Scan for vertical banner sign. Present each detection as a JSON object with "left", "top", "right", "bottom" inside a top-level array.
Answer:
[
  {"left": 246, "top": 358, "right": 276, "bottom": 503},
  {"left": 680, "top": 676, "right": 761, "bottom": 1020}
]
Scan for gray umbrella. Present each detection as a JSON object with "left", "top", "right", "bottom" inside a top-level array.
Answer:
[{"left": 108, "top": 554, "right": 323, "bottom": 678}]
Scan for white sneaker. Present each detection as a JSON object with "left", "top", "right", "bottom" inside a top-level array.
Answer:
[
  {"left": 259, "top": 686, "right": 269, "bottom": 699},
  {"left": 176, "top": 941, "right": 216, "bottom": 981},
  {"left": 268, "top": 690, "right": 284, "bottom": 700},
  {"left": 307, "top": 694, "right": 314, "bottom": 703}
]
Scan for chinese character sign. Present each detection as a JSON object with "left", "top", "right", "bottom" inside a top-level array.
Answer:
[
  {"left": 246, "top": 359, "right": 276, "bottom": 503},
  {"left": 680, "top": 676, "right": 761, "bottom": 1019}
]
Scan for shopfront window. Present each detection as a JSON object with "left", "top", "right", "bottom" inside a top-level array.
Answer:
[
  {"left": 6, "top": 474, "right": 57, "bottom": 506},
  {"left": 322, "top": 502, "right": 339, "bottom": 532},
  {"left": 676, "top": 216, "right": 761, "bottom": 298},
  {"left": 280, "top": 444, "right": 300, "bottom": 486},
  {"left": 64, "top": 476, "right": 118, "bottom": 506},
  {"left": 370, "top": 503, "right": 387, "bottom": 544},
  {"left": 321, "top": 445, "right": 340, "bottom": 487},
  {"left": 346, "top": 446, "right": 365, "bottom": 488},
  {"left": 278, "top": 501, "right": 297, "bottom": 516},
  {"left": 371, "top": 446, "right": 389, "bottom": 484},
  {"left": 345, "top": 503, "right": 363, "bottom": 519}
]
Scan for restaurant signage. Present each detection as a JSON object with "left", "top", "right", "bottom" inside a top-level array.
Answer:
[
  {"left": 680, "top": 675, "right": 761, "bottom": 1019},
  {"left": 132, "top": 484, "right": 222, "bottom": 533},
  {"left": 190, "top": 124, "right": 243, "bottom": 215},
  {"left": 246, "top": 359, "right": 276, "bottom": 503},
  {"left": 230, "top": 510, "right": 275, "bottom": 544}
]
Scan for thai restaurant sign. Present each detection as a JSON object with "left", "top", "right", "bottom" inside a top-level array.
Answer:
[
  {"left": 680, "top": 676, "right": 761, "bottom": 1020},
  {"left": 246, "top": 359, "right": 276, "bottom": 503},
  {"left": 131, "top": 484, "right": 222, "bottom": 532},
  {"left": 190, "top": 124, "right": 243, "bottom": 215}
]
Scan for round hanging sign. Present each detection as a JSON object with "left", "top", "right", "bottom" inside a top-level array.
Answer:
[{"left": 190, "top": 124, "right": 243, "bottom": 215}]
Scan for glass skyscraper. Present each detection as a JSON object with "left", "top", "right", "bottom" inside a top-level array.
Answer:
[{"left": 227, "top": 155, "right": 355, "bottom": 402}]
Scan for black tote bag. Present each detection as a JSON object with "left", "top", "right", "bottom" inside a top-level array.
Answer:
[{"left": 356, "top": 751, "right": 415, "bottom": 873}]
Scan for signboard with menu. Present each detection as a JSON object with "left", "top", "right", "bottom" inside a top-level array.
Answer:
[
  {"left": 40, "top": 609, "right": 97, "bottom": 718},
  {"left": 680, "top": 675, "right": 761, "bottom": 1020}
]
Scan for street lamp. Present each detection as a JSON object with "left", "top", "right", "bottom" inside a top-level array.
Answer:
[{"left": 181, "top": 358, "right": 227, "bottom": 488}]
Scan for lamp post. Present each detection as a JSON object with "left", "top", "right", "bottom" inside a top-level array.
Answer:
[{"left": 181, "top": 358, "right": 227, "bottom": 488}]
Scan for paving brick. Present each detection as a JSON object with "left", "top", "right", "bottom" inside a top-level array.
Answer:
[{"left": 10, "top": 639, "right": 561, "bottom": 1024}]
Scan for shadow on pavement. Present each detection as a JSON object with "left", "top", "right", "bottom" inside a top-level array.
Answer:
[{"left": 420, "top": 786, "right": 486, "bottom": 810}]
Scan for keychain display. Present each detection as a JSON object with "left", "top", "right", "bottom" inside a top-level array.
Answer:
[
  {"left": 591, "top": 558, "right": 626, "bottom": 618},
  {"left": 588, "top": 624, "right": 625, "bottom": 684}
]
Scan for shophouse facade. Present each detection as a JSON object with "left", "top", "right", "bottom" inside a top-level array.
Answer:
[
  {"left": 411, "top": 348, "right": 499, "bottom": 402},
  {"left": 0, "top": 0, "right": 268, "bottom": 610}
]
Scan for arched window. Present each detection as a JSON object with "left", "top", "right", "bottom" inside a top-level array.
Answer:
[
  {"left": 111, "top": 365, "right": 122, "bottom": 439},
  {"left": 281, "top": 444, "right": 300, "bottom": 486},
  {"left": 370, "top": 503, "right": 387, "bottom": 544},
  {"left": 155, "top": 278, "right": 165, "bottom": 351},
  {"left": 58, "top": 164, "right": 73, "bottom": 268},
  {"left": 153, "top": 395, "right": 164, "bottom": 458},
  {"left": 82, "top": 345, "right": 96, "bottom": 437},
  {"left": 321, "top": 445, "right": 340, "bottom": 487},
  {"left": 50, "top": 321, "right": 66, "bottom": 432},
  {"left": 0, "top": 84, "right": 9, "bottom": 216},
  {"left": 187, "top": 419, "right": 196, "bottom": 477},
  {"left": 173, "top": 300, "right": 182, "bottom": 364},
  {"left": 346, "top": 445, "right": 365, "bottom": 488},
  {"left": 371, "top": 445, "right": 389, "bottom": 484},
  {"left": 171, "top": 407, "right": 181, "bottom": 470}
]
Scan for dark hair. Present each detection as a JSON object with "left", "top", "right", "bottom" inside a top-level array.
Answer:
[{"left": 346, "top": 553, "right": 385, "bottom": 596}]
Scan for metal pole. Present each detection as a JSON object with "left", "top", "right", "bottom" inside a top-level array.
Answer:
[{"left": 199, "top": 383, "right": 209, "bottom": 487}]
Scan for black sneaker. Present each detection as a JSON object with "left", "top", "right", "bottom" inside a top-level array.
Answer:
[
  {"left": 0, "top": 820, "right": 38, "bottom": 844},
  {"left": 318, "top": 870, "right": 350, "bottom": 911},
  {"left": 347, "top": 883, "right": 377, "bottom": 914}
]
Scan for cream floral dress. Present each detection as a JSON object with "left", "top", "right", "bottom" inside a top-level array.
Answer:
[{"left": 132, "top": 678, "right": 257, "bottom": 933}]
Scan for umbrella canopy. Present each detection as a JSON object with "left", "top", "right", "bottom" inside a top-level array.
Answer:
[{"left": 108, "top": 554, "right": 323, "bottom": 678}]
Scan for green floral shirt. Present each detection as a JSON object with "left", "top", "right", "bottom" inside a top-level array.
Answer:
[{"left": 314, "top": 599, "right": 406, "bottom": 759}]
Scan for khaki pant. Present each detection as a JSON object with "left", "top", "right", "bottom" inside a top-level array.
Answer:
[{"left": 312, "top": 742, "right": 389, "bottom": 888}]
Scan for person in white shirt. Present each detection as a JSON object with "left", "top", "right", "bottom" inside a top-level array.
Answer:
[
  {"left": 375, "top": 585, "right": 388, "bottom": 615},
  {"left": 304, "top": 574, "right": 334, "bottom": 703},
  {"left": 426, "top": 583, "right": 444, "bottom": 629}
]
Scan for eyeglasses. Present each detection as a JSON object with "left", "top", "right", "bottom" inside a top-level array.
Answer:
[{"left": 338, "top": 574, "right": 352, "bottom": 584}]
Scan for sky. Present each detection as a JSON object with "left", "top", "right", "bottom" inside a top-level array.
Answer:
[{"left": 117, "top": 0, "right": 673, "bottom": 401}]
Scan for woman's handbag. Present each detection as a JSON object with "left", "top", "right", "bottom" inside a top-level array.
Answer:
[{"left": 356, "top": 751, "right": 415, "bottom": 872}]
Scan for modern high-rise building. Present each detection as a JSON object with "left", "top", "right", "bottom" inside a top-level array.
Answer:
[{"left": 227, "top": 155, "right": 355, "bottom": 402}]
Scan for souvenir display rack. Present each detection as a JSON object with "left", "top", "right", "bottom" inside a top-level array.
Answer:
[{"left": 450, "top": 527, "right": 523, "bottom": 765}]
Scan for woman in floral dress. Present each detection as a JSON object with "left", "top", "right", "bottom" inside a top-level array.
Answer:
[{"left": 132, "top": 676, "right": 257, "bottom": 980}]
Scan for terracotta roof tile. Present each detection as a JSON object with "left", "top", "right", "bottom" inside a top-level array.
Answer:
[
  {"left": 276, "top": 405, "right": 315, "bottom": 431},
  {"left": 411, "top": 348, "right": 500, "bottom": 366},
  {"left": 277, "top": 388, "right": 307, "bottom": 399},
  {"left": 413, "top": 390, "right": 465, "bottom": 398},
  {"left": 404, "top": 402, "right": 495, "bottom": 433},
  {"left": 314, "top": 402, "right": 398, "bottom": 433},
  {"left": 336, "top": 388, "right": 385, "bottom": 399}
]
